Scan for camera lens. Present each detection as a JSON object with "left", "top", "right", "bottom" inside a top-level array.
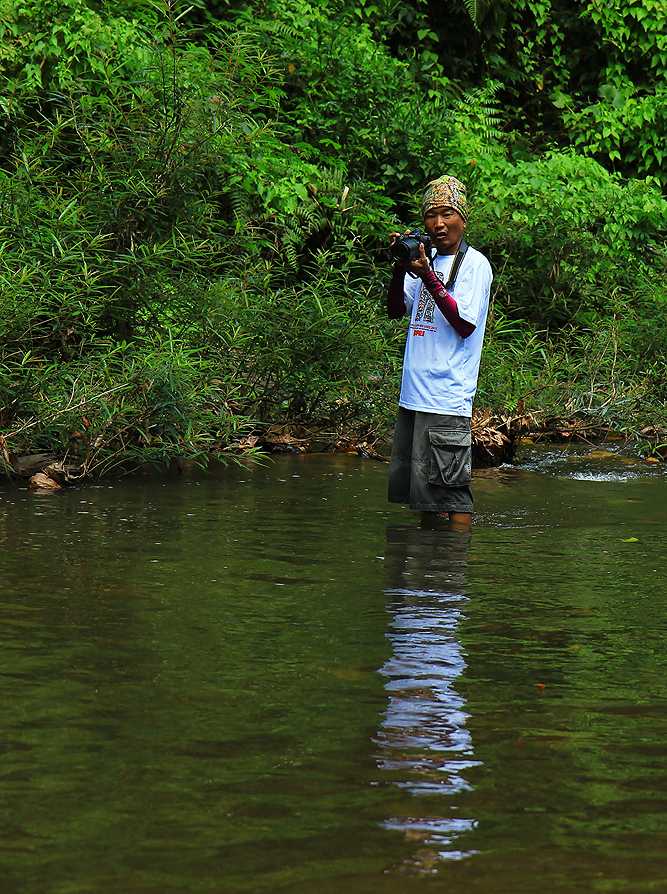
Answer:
[{"left": 390, "top": 236, "right": 420, "bottom": 262}]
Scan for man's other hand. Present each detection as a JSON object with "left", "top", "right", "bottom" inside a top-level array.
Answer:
[
  {"left": 389, "top": 231, "right": 409, "bottom": 270},
  {"left": 410, "top": 242, "right": 431, "bottom": 279}
]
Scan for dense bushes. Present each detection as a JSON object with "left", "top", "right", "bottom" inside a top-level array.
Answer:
[
  {"left": 470, "top": 151, "right": 666, "bottom": 430},
  {"left": 1, "top": 0, "right": 665, "bottom": 476},
  {"left": 376, "top": 0, "right": 667, "bottom": 185},
  {"left": 471, "top": 152, "right": 666, "bottom": 328}
]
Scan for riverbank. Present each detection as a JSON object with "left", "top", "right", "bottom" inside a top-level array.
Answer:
[
  {"left": 4, "top": 407, "right": 664, "bottom": 491},
  {"left": 232, "top": 412, "right": 667, "bottom": 464}
]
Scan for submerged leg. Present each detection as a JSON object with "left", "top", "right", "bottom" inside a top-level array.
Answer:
[
  {"left": 420, "top": 511, "right": 472, "bottom": 531},
  {"left": 448, "top": 511, "right": 472, "bottom": 531}
]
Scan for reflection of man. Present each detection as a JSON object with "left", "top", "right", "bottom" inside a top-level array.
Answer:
[
  {"left": 387, "top": 176, "right": 492, "bottom": 529},
  {"left": 377, "top": 525, "right": 480, "bottom": 865}
]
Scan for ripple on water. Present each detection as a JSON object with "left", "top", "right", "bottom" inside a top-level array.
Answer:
[{"left": 564, "top": 470, "right": 636, "bottom": 482}]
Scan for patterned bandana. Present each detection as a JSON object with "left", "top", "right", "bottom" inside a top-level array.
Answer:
[{"left": 421, "top": 175, "right": 468, "bottom": 222}]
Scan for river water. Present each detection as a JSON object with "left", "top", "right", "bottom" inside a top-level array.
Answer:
[{"left": 0, "top": 450, "right": 665, "bottom": 893}]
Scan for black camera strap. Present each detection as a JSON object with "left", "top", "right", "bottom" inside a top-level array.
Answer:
[
  {"left": 438, "top": 239, "right": 469, "bottom": 290},
  {"left": 412, "top": 237, "right": 469, "bottom": 281}
]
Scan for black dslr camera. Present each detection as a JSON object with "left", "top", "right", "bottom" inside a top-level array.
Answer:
[{"left": 389, "top": 230, "right": 432, "bottom": 263}]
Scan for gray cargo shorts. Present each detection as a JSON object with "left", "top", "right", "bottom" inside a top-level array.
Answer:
[{"left": 388, "top": 407, "right": 473, "bottom": 513}]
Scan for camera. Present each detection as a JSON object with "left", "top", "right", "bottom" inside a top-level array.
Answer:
[{"left": 389, "top": 230, "right": 432, "bottom": 263}]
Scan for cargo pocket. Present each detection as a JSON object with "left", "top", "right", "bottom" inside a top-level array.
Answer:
[{"left": 427, "top": 429, "right": 472, "bottom": 486}]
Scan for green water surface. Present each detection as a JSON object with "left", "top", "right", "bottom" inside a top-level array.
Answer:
[{"left": 0, "top": 452, "right": 665, "bottom": 893}]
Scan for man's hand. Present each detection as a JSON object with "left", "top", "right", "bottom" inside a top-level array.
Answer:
[
  {"left": 389, "top": 231, "right": 431, "bottom": 278},
  {"left": 409, "top": 242, "right": 431, "bottom": 279},
  {"left": 389, "top": 231, "right": 408, "bottom": 270}
]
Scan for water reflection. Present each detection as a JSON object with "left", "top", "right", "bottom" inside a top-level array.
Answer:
[{"left": 377, "top": 525, "right": 480, "bottom": 868}]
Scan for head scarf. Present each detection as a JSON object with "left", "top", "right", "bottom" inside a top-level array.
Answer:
[{"left": 421, "top": 175, "right": 468, "bottom": 222}]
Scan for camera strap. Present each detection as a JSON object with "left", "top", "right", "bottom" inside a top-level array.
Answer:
[
  {"left": 443, "top": 239, "right": 469, "bottom": 290},
  {"left": 416, "top": 238, "right": 470, "bottom": 281}
]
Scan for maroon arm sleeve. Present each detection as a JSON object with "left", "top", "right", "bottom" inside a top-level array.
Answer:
[
  {"left": 421, "top": 268, "right": 475, "bottom": 338},
  {"left": 387, "top": 264, "right": 408, "bottom": 319}
]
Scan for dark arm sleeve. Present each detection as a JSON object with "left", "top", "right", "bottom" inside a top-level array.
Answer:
[
  {"left": 420, "top": 268, "right": 476, "bottom": 338},
  {"left": 387, "top": 264, "right": 408, "bottom": 319}
]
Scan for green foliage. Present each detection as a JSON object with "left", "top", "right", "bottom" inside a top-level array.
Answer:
[
  {"left": 561, "top": 83, "right": 666, "bottom": 182},
  {"left": 0, "top": 0, "right": 403, "bottom": 472},
  {"left": 509, "top": 0, "right": 666, "bottom": 182},
  {"left": 470, "top": 151, "right": 667, "bottom": 328},
  {"left": 550, "top": 0, "right": 666, "bottom": 182},
  {"left": 385, "top": 0, "right": 666, "bottom": 182},
  {"left": 205, "top": 256, "right": 400, "bottom": 428},
  {"left": 231, "top": 0, "right": 505, "bottom": 201},
  {"left": 472, "top": 150, "right": 666, "bottom": 432},
  {"left": 0, "top": 0, "right": 149, "bottom": 119},
  {"left": 0, "top": 3, "right": 269, "bottom": 469},
  {"left": 584, "top": 0, "right": 667, "bottom": 81},
  {"left": 1, "top": 0, "right": 665, "bottom": 477}
]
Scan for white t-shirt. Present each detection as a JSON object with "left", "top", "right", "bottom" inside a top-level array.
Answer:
[{"left": 399, "top": 246, "right": 492, "bottom": 418}]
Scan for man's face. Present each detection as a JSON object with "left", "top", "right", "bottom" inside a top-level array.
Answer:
[{"left": 423, "top": 205, "right": 466, "bottom": 255}]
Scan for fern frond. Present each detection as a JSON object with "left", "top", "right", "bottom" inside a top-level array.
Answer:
[
  {"left": 229, "top": 185, "right": 250, "bottom": 223},
  {"left": 457, "top": 81, "right": 505, "bottom": 144},
  {"left": 463, "top": 0, "right": 483, "bottom": 30}
]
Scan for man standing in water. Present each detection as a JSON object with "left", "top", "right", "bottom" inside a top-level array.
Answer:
[{"left": 387, "top": 175, "right": 492, "bottom": 528}]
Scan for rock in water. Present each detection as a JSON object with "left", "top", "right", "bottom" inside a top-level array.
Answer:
[{"left": 29, "top": 472, "right": 62, "bottom": 491}]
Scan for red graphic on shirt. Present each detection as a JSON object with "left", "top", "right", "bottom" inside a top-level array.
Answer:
[{"left": 413, "top": 329, "right": 425, "bottom": 336}]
